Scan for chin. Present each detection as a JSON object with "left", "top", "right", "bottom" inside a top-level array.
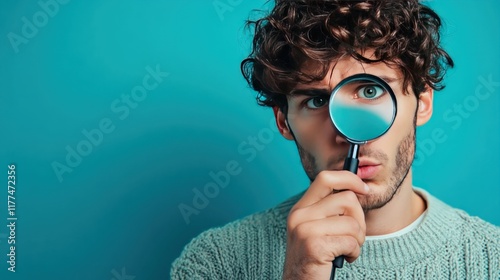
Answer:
[{"left": 358, "top": 184, "right": 394, "bottom": 211}]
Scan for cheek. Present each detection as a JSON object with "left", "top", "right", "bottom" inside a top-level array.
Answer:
[
  {"left": 288, "top": 112, "right": 335, "bottom": 150},
  {"left": 379, "top": 97, "right": 417, "bottom": 154},
  {"left": 394, "top": 96, "right": 417, "bottom": 130}
]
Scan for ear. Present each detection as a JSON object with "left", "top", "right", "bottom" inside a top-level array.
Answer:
[
  {"left": 416, "top": 86, "right": 434, "bottom": 126},
  {"left": 273, "top": 106, "right": 294, "bottom": 140}
]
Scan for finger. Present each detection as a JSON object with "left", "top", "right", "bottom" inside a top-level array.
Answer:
[
  {"left": 329, "top": 236, "right": 362, "bottom": 263},
  {"left": 309, "top": 235, "right": 362, "bottom": 264},
  {"left": 289, "top": 191, "right": 366, "bottom": 233},
  {"left": 294, "top": 170, "right": 369, "bottom": 209},
  {"left": 292, "top": 215, "right": 366, "bottom": 248},
  {"left": 289, "top": 224, "right": 363, "bottom": 263}
]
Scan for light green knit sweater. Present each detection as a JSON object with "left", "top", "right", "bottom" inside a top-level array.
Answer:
[{"left": 171, "top": 189, "right": 500, "bottom": 279}]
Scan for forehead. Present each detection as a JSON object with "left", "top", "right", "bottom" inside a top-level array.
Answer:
[{"left": 295, "top": 51, "right": 403, "bottom": 91}]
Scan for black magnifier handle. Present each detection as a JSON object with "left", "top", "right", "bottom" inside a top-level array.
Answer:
[
  {"left": 343, "top": 155, "right": 359, "bottom": 174},
  {"left": 343, "top": 143, "right": 360, "bottom": 174},
  {"left": 330, "top": 143, "right": 359, "bottom": 279}
]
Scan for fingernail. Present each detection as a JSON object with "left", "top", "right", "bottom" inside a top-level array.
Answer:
[{"left": 364, "top": 183, "right": 370, "bottom": 192}]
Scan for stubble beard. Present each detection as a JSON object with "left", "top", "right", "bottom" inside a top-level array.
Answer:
[{"left": 297, "top": 125, "right": 416, "bottom": 212}]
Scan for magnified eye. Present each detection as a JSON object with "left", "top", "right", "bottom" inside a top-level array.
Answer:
[
  {"left": 356, "top": 85, "right": 385, "bottom": 99},
  {"left": 305, "top": 96, "right": 329, "bottom": 109}
]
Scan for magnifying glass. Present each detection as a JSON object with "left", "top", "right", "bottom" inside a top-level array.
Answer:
[{"left": 328, "top": 73, "right": 397, "bottom": 279}]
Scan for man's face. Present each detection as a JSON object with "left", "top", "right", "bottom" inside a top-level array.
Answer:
[{"left": 277, "top": 53, "right": 432, "bottom": 211}]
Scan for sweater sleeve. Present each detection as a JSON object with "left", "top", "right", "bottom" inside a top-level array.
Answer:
[
  {"left": 170, "top": 195, "right": 296, "bottom": 279},
  {"left": 170, "top": 229, "right": 229, "bottom": 280},
  {"left": 465, "top": 215, "right": 500, "bottom": 279}
]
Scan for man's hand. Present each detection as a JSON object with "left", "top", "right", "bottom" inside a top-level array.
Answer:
[{"left": 282, "top": 170, "right": 369, "bottom": 279}]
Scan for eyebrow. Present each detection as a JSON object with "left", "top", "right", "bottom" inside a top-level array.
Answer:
[
  {"left": 378, "top": 75, "right": 399, "bottom": 84},
  {"left": 290, "top": 75, "right": 399, "bottom": 96},
  {"left": 289, "top": 88, "right": 331, "bottom": 97}
]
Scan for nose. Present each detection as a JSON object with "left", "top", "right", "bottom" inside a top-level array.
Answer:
[
  {"left": 325, "top": 117, "right": 349, "bottom": 147},
  {"left": 334, "top": 129, "right": 349, "bottom": 145}
]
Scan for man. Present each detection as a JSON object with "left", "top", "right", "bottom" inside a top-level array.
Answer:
[{"left": 171, "top": 0, "right": 500, "bottom": 279}]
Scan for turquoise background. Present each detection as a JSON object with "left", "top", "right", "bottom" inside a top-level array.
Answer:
[{"left": 0, "top": 1, "right": 498, "bottom": 279}]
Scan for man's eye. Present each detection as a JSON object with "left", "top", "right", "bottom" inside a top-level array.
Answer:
[
  {"left": 305, "top": 96, "right": 329, "bottom": 109},
  {"left": 356, "top": 85, "right": 385, "bottom": 99}
]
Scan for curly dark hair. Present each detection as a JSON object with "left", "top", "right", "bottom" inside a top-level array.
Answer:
[{"left": 241, "top": 0, "right": 454, "bottom": 109}]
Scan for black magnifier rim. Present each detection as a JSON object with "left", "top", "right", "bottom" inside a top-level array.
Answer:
[{"left": 328, "top": 73, "right": 398, "bottom": 144}]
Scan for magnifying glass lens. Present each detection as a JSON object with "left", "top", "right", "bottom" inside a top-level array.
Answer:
[{"left": 329, "top": 74, "right": 397, "bottom": 143}]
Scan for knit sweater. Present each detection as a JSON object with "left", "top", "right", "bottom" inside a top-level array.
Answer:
[{"left": 171, "top": 189, "right": 500, "bottom": 279}]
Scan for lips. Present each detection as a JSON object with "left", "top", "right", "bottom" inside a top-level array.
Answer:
[
  {"left": 357, "top": 159, "right": 381, "bottom": 180},
  {"left": 330, "top": 158, "right": 381, "bottom": 179}
]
